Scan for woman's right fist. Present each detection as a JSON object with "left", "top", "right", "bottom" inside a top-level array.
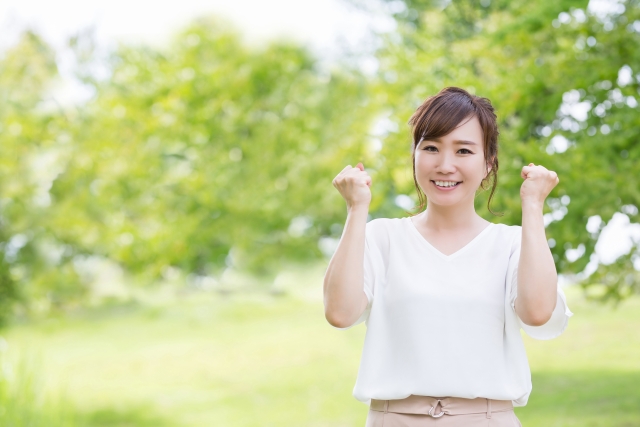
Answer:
[{"left": 332, "top": 162, "right": 372, "bottom": 208}]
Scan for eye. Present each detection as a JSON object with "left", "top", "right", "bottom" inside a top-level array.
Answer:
[{"left": 422, "top": 146, "right": 473, "bottom": 154}]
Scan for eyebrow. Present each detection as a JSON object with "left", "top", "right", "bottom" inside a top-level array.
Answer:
[{"left": 420, "top": 137, "right": 478, "bottom": 146}]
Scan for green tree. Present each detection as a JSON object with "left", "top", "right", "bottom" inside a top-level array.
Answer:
[
  {"left": 0, "top": 19, "right": 381, "bottom": 319},
  {"left": 364, "top": 0, "right": 640, "bottom": 301},
  {"left": 0, "top": 31, "right": 83, "bottom": 322},
  {"left": 41, "top": 17, "right": 378, "bottom": 294}
]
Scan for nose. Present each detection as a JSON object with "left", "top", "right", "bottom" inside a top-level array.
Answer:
[{"left": 436, "top": 151, "right": 457, "bottom": 174}]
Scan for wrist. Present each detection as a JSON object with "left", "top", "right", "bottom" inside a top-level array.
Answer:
[
  {"left": 347, "top": 203, "right": 369, "bottom": 215},
  {"left": 521, "top": 199, "right": 544, "bottom": 211}
]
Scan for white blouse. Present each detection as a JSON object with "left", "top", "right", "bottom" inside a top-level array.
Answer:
[{"left": 332, "top": 217, "right": 573, "bottom": 407}]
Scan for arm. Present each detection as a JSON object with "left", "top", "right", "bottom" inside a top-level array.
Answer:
[
  {"left": 514, "top": 162, "right": 560, "bottom": 326},
  {"left": 323, "top": 204, "right": 370, "bottom": 328},
  {"left": 324, "top": 162, "right": 372, "bottom": 328}
]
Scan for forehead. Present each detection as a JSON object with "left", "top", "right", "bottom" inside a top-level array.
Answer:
[{"left": 420, "top": 116, "right": 483, "bottom": 145}]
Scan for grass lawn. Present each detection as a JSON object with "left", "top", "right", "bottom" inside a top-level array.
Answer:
[{"left": 3, "top": 264, "right": 640, "bottom": 426}]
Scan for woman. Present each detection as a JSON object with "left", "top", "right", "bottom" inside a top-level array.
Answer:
[{"left": 323, "top": 86, "right": 573, "bottom": 426}]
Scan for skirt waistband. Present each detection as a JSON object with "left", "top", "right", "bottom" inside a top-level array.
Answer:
[{"left": 370, "top": 395, "right": 513, "bottom": 417}]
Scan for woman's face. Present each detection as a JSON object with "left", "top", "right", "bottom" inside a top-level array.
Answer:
[{"left": 414, "top": 115, "right": 489, "bottom": 207}]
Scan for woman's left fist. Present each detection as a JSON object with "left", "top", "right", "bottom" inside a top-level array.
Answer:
[{"left": 520, "top": 162, "right": 559, "bottom": 206}]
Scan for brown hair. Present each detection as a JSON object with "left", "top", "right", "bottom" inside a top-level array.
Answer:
[{"left": 407, "top": 86, "right": 502, "bottom": 216}]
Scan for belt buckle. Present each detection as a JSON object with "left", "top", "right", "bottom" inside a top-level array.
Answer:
[{"left": 428, "top": 399, "right": 445, "bottom": 418}]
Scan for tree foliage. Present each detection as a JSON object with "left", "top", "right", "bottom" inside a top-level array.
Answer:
[
  {"left": 1, "top": 2, "right": 640, "bottom": 322},
  {"left": 0, "top": 18, "right": 377, "bottom": 319},
  {"left": 369, "top": 0, "right": 640, "bottom": 302},
  {"left": 0, "top": 31, "right": 63, "bottom": 323}
]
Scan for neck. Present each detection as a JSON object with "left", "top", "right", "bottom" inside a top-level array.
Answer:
[{"left": 418, "top": 198, "right": 484, "bottom": 232}]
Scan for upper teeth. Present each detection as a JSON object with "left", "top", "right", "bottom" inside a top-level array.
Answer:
[{"left": 435, "top": 181, "right": 458, "bottom": 187}]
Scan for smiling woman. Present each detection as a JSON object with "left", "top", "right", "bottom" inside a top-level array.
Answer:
[
  {"left": 409, "top": 87, "right": 500, "bottom": 215},
  {"left": 325, "top": 86, "right": 572, "bottom": 427}
]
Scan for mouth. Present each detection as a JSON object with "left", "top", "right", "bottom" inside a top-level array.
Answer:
[{"left": 431, "top": 180, "right": 462, "bottom": 189}]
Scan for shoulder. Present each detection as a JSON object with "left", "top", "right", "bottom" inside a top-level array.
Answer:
[
  {"left": 490, "top": 223, "right": 522, "bottom": 253},
  {"left": 366, "top": 217, "right": 406, "bottom": 234},
  {"left": 365, "top": 217, "right": 404, "bottom": 247},
  {"left": 366, "top": 216, "right": 402, "bottom": 228},
  {"left": 490, "top": 223, "right": 522, "bottom": 236}
]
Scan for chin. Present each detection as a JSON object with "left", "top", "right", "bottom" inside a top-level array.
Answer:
[{"left": 427, "top": 198, "right": 462, "bottom": 207}]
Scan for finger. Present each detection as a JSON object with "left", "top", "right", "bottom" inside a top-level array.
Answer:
[
  {"left": 356, "top": 162, "right": 364, "bottom": 171},
  {"left": 337, "top": 165, "right": 352, "bottom": 177}
]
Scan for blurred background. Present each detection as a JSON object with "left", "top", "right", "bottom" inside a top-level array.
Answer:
[{"left": 0, "top": 0, "right": 639, "bottom": 425}]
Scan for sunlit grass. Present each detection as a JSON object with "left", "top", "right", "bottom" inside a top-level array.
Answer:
[
  {"left": 0, "top": 350, "right": 75, "bottom": 426},
  {"left": 3, "top": 264, "right": 640, "bottom": 426}
]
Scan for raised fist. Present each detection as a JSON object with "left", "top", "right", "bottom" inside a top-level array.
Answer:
[
  {"left": 520, "top": 162, "right": 559, "bottom": 206},
  {"left": 332, "top": 162, "right": 372, "bottom": 208}
]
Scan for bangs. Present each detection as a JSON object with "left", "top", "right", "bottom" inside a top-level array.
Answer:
[{"left": 409, "top": 91, "right": 479, "bottom": 146}]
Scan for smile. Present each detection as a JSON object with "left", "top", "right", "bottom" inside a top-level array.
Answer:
[{"left": 431, "top": 180, "right": 462, "bottom": 190}]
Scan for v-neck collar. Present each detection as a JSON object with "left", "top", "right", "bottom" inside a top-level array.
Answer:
[{"left": 405, "top": 217, "right": 494, "bottom": 260}]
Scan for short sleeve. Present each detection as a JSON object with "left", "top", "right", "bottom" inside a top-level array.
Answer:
[
  {"left": 331, "top": 220, "right": 383, "bottom": 330},
  {"left": 507, "top": 226, "right": 574, "bottom": 340}
]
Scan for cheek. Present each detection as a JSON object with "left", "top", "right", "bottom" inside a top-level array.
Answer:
[{"left": 414, "top": 153, "right": 433, "bottom": 169}]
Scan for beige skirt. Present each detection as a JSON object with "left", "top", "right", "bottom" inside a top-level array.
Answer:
[{"left": 365, "top": 395, "right": 523, "bottom": 427}]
